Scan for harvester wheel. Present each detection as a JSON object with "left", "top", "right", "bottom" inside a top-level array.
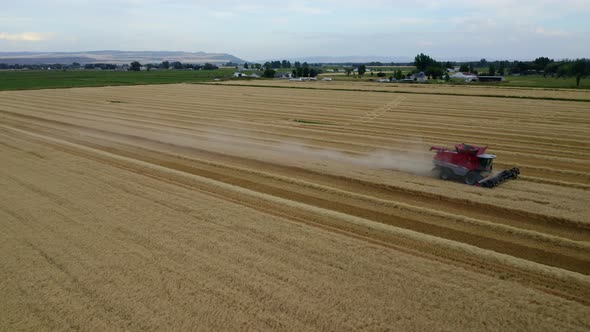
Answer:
[
  {"left": 465, "top": 171, "right": 483, "bottom": 185},
  {"left": 439, "top": 168, "right": 452, "bottom": 180}
]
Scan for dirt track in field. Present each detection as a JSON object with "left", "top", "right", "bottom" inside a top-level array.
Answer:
[{"left": 1, "top": 84, "right": 589, "bottom": 330}]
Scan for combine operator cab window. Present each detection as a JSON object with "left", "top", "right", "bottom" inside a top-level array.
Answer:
[{"left": 479, "top": 157, "right": 493, "bottom": 169}]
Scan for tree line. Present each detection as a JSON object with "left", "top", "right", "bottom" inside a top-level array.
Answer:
[
  {"left": 413, "top": 53, "right": 589, "bottom": 86},
  {"left": 128, "top": 61, "right": 218, "bottom": 71}
]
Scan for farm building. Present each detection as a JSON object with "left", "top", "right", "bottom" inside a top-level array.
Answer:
[
  {"left": 409, "top": 72, "right": 428, "bottom": 83},
  {"left": 276, "top": 73, "right": 292, "bottom": 79},
  {"left": 477, "top": 76, "right": 505, "bottom": 82},
  {"left": 450, "top": 72, "right": 478, "bottom": 79}
]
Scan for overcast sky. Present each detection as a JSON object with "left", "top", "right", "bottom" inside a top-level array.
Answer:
[{"left": 1, "top": 0, "right": 588, "bottom": 61}]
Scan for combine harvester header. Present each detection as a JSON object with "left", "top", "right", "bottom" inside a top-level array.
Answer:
[{"left": 430, "top": 143, "right": 520, "bottom": 188}]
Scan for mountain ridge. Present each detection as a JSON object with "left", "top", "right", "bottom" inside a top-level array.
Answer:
[{"left": 0, "top": 50, "right": 245, "bottom": 65}]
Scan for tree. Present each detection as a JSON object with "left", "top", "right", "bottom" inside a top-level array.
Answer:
[
  {"left": 129, "top": 61, "right": 141, "bottom": 71},
  {"left": 294, "top": 67, "right": 304, "bottom": 77},
  {"left": 533, "top": 57, "right": 553, "bottom": 71},
  {"left": 358, "top": 64, "right": 366, "bottom": 76},
  {"left": 425, "top": 65, "right": 444, "bottom": 79},
  {"left": 377, "top": 72, "right": 386, "bottom": 77},
  {"left": 414, "top": 53, "right": 438, "bottom": 71},
  {"left": 572, "top": 59, "right": 588, "bottom": 87},
  {"left": 459, "top": 64, "right": 469, "bottom": 72},
  {"left": 509, "top": 61, "right": 527, "bottom": 74},
  {"left": 345, "top": 68, "right": 352, "bottom": 76},
  {"left": 498, "top": 62, "right": 505, "bottom": 76},
  {"left": 203, "top": 63, "right": 218, "bottom": 70},
  {"left": 160, "top": 61, "right": 170, "bottom": 69},
  {"left": 443, "top": 61, "right": 455, "bottom": 69},
  {"left": 488, "top": 64, "right": 496, "bottom": 76},
  {"left": 263, "top": 68, "right": 276, "bottom": 78},
  {"left": 444, "top": 72, "right": 450, "bottom": 82},
  {"left": 478, "top": 58, "right": 488, "bottom": 68},
  {"left": 544, "top": 62, "right": 559, "bottom": 77},
  {"left": 171, "top": 61, "right": 183, "bottom": 70},
  {"left": 244, "top": 62, "right": 249, "bottom": 69},
  {"left": 394, "top": 69, "right": 403, "bottom": 80},
  {"left": 556, "top": 62, "right": 571, "bottom": 78}
]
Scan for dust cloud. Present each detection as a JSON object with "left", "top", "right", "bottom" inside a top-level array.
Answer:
[
  {"left": 274, "top": 141, "right": 434, "bottom": 175},
  {"left": 202, "top": 128, "right": 433, "bottom": 175},
  {"left": 107, "top": 125, "right": 434, "bottom": 177}
]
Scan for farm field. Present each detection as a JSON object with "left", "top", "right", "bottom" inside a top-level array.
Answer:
[
  {"left": 0, "top": 69, "right": 236, "bottom": 91},
  {"left": 216, "top": 79, "right": 590, "bottom": 101},
  {"left": 1, "top": 83, "right": 589, "bottom": 330}
]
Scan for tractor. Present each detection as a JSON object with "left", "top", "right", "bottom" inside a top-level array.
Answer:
[{"left": 430, "top": 143, "right": 520, "bottom": 188}]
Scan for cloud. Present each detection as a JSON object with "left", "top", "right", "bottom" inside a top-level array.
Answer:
[
  {"left": 208, "top": 11, "right": 236, "bottom": 19},
  {"left": 535, "top": 27, "right": 571, "bottom": 37},
  {"left": 0, "top": 32, "right": 48, "bottom": 41},
  {"left": 286, "top": 3, "right": 330, "bottom": 15},
  {"left": 358, "top": 17, "right": 439, "bottom": 27}
]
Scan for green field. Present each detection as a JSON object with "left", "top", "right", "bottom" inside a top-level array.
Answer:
[
  {"left": 330, "top": 73, "right": 588, "bottom": 89},
  {"left": 0, "top": 69, "right": 236, "bottom": 90},
  {"left": 0, "top": 69, "right": 587, "bottom": 91},
  {"left": 500, "top": 75, "right": 588, "bottom": 89}
]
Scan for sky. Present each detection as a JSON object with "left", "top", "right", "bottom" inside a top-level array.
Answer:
[{"left": 0, "top": 0, "right": 589, "bottom": 61}]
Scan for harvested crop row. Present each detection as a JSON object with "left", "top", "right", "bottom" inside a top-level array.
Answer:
[
  {"left": 215, "top": 80, "right": 590, "bottom": 101},
  {"left": 2, "top": 84, "right": 590, "bottom": 330},
  {"left": 1, "top": 128, "right": 589, "bottom": 330},
  {"left": 2, "top": 88, "right": 587, "bottom": 181}
]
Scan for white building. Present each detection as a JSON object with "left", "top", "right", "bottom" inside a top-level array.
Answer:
[{"left": 450, "top": 72, "right": 477, "bottom": 79}]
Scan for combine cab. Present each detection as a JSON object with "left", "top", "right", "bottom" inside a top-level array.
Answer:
[{"left": 430, "top": 143, "right": 519, "bottom": 188}]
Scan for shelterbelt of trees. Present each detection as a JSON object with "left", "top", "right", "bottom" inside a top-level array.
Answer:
[{"left": 413, "top": 53, "right": 590, "bottom": 86}]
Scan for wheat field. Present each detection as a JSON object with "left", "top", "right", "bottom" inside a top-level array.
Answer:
[
  {"left": 216, "top": 79, "right": 590, "bottom": 100},
  {"left": 1, "top": 83, "right": 589, "bottom": 330}
]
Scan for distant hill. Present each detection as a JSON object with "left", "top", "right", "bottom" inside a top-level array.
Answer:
[{"left": 0, "top": 51, "right": 245, "bottom": 65}]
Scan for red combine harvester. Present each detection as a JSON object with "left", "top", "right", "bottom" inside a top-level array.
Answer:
[{"left": 430, "top": 143, "right": 520, "bottom": 188}]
